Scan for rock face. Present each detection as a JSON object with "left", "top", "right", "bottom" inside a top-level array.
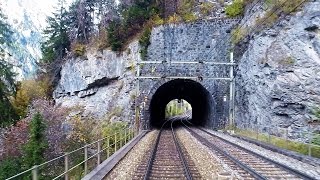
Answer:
[
  {"left": 235, "top": 1, "right": 320, "bottom": 140},
  {"left": 53, "top": 42, "right": 140, "bottom": 121}
]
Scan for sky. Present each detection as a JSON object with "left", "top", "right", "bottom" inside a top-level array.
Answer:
[{"left": 1, "top": 0, "right": 73, "bottom": 30}]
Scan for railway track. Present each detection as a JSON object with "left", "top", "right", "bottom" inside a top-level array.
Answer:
[
  {"left": 133, "top": 121, "right": 200, "bottom": 180},
  {"left": 182, "top": 121, "right": 315, "bottom": 180}
]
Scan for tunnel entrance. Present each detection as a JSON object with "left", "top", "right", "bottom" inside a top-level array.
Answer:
[{"left": 149, "top": 79, "right": 214, "bottom": 128}]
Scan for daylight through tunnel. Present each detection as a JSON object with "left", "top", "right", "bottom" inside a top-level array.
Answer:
[{"left": 149, "top": 79, "right": 214, "bottom": 128}]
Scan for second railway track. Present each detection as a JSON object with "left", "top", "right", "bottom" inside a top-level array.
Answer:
[{"left": 182, "top": 121, "right": 315, "bottom": 180}]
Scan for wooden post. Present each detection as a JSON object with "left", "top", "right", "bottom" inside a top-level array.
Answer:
[
  {"left": 32, "top": 166, "right": 38, "bottom": 180},
  {"left": 84, "top": 146, "right": 88, "bottom": 175},
  {"left": 125, "top": 129, "right": 127, "bottom": 144},
  {"left": 97, "top": 140, "right": 101, "bottom": 165},
  {"left": 114, "top": 133, "right": 117, "bottom": 153},
  {"left": 285, "top": 129, "right": 289, "bottom": 149},
  {"left": 107, "top": 137, "right": 110, "bottom": 158},
  {"left": 120, "top": 131, "right": 123, "bottom": 148},
  {"left": 65, "top": 153, "right": 69, "bottom": 180}
]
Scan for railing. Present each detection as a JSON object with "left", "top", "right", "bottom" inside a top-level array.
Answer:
[
  {"left": 6, "top": 127, "right": 136, "bottom": 180},
  {"left": 229, "top": 123, "right": 320, "bottom": 158}
]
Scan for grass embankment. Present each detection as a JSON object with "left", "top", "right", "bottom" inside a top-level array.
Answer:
[{"left": 234, "top": 129, "right": 320, "bottom": 158}]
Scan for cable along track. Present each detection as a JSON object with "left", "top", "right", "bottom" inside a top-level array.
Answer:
[
  {"left": 133, "top": 121, "right": 200, "bottom": 180},
  {"left": 182, "top": 122, "right": 315, "bottom": 180}
]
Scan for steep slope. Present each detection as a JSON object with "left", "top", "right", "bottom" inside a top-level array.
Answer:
[{"left": 235, "top": 1, "right": 320, "bottom": 140}]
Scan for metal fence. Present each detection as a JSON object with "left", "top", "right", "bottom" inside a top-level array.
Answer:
[
  {"left": 231, "top": 123, "right": 320, "bottom": 158},
  {"left": 6, "top": 127, "right": 136, "bottom": 180}
]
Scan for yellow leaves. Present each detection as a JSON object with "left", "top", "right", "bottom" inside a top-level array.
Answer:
[{"left": 12, "top": 79, "right": 50, "bottom": 117}]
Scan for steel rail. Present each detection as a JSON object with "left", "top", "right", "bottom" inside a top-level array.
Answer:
[
  {"left": 171, "top": 120, "right": 193, "bottom": 180},
  {"left": 143, "top": 120, "right": 170, "bottom": 180},
  {"left": 181, "top": 121, "right": 266, "bottom": 180},
  {"left": 198, "top": 128, "right": 315, "bottom": 180}
]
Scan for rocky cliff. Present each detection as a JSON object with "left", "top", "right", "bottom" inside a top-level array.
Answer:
[
  {"left": 53, "top": 42, "right": 140, "bottom": 122},
  {"left": 235, "top": 1, "right": 320, "bottom": 140}
]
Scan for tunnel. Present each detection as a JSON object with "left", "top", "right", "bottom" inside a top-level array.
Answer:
[{"left": 149, "top": 79, "right": 214, "bottom": 128}]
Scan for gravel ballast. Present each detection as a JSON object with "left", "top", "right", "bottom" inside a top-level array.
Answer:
[
  {"left": 176, "top": 128, "right": 241, "bottom": 179},
  {"left": 104, "top": 130, "right": 157, "bottom": 180},
  {"left": 206, "top": 129, "right": 320, "bottom": 179}
]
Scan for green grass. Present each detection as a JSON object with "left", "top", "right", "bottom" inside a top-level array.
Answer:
[{"left": 234, "top": 129, "right": 320, "bottom": 158}]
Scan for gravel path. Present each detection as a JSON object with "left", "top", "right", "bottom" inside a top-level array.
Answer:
[
  {"left": 104, "top": 130, "right": 158, "bottom": 180},
  {"left": 206, "top": 129, "right": 320, "bottom": 179},
  {"left": 176, "top": 128, "right": 241, "bottom": 179}
]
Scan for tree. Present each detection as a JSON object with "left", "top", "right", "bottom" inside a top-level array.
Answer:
[
  {"left": 67, "top": 0, "right": 95, "bottom": 43},
  {"left": 22, "top": 112, "right": 48, "bottom": 171},
  {"left": 41, "top": 0, "right": 70, "bottom": 63},
  {"left": 0, "top": 7, "right": 18, "bottom": 127}
]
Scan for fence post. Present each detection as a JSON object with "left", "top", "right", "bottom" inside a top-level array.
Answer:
[
  {"left": 115, "top": 133, "right": 117, "bottom": 153},
  {"left": 97, "top": 140, "right": 101, "bottom": 165},
  {"left": 120, "top": 131, "right": 123, "bottom": 148},
  {"left": 285, "top": 128, "right": 289, "bottom": 149},
  {"left": 107, "top": 137, "right": 110, "bottom": 158},
  {"left": 256, "top": 125, "right": 259, "bottom": 140},
  {"left": 268, "top": 127, "right": 271, "bottom": 143},
  {"left": 65, "top": 153, "right": 69, "bottom": 180},
  {"left": 308, "top": 143, "right": 312, "bottom": 156},
  {"left": 125, "top": 128, "right": 127, "bottom": 144},
  {"left": 84, "top": 145, "right": 88, "bottom": 175},
  {"left": 32, "top": 165, "right": 38, "bottom": 180}
]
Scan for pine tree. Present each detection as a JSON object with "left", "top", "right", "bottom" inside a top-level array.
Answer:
[
  {"left": 41, "top": 0, "right": 70, "bottom": 63},
  {"left": 0, "top": 7, "right": 18, "bottom": 126},
  {"left": 22, "top": 112, "right": 48, "bottom": 172},
  {"left": 67, "top": 0, "right": 95, "bottom": 43}
]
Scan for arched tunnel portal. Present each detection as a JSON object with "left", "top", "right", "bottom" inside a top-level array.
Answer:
[{"left": 148, "top": 79, "right": 215, "bottom": 128}]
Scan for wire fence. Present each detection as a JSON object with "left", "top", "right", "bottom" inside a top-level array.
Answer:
[
  {"left": 6, "top": 127, "right": 136, "bottom": 180},
  {"left": 230, "top": 123, "right": 320, "bottom": 158}
]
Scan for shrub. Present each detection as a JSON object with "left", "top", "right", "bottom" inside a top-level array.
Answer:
[
  {"left": 102, "top": 121, "right": 130, "bottom": 155},
  {"left": 151, "top": 14, "right": 164, "bottom": 26},
  {"left": 312, "top": 134, "right": 320, "bottom": 146},
  {"left": 139, "top": 27, "right": 151, "bottom": 60},
  {"left": 200, "top": 2, "right": 214, "bottom": 16},
  {"left": 72, "top": 43, "right": 86, "bottom": 57},
  {"left": 0, "top": 157, "right": 22, "bottom": 179},
  {"left": 167, "top": 13, "right": 182, "bottom": 24},
  {"left": 279, "top": 57, "right": 295, "bottom": 66},
  {"left": 181, "top": 12, "right": 197, "bottom": 22},
  {"left": 225, "top": 0, "right": 245, "bottom": 17},
  {"left": 231, "top": 27, "right": 247, "bottom": 44},
  {"left": 313, "top": 107, "right": 320, "bottom": 119},
  {"left": 255, "top": 11, "right": 279, "bottom": 28},
  {"left": 12, "top": 79, "right": 50, "bottom": 118}
]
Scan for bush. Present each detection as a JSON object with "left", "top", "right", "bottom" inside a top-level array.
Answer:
[
  {"left": 0, "top": 157, "right": 22, "bottom": 179},
  {"left": 200, "top": 2, "right": 214, "bottom": 16},
  {"left": 313, "top": 107, "right": 320, "bottom": 120},
  {"left": 231, "top": 27, "right": 247, "bottom": 44},
  {"left": 72, "top": 43, "right": 86, "bottom": 57},
  {"left": 151, "top": 14, "right": 164, "bottom": 26},
  {"left": 167, "top": 13, "right": 182, "bottom": 24},
  {"left": 225, "top": 0, "right": 245, "bottom": 17},
  {"left": 139, "top": 27, "right": 151, "bottom": 60},
  {"left": 181, "top": 12, "right": 197, "bottom": 22},
  {"left": 102, "top": 122, "right": 130, "bottom": 155},
  {"left": 312, "top": 134, "right": 320, "bottom": 146},
  {"left": 12, "top": 79, "right": 50, "bottom": 118}
]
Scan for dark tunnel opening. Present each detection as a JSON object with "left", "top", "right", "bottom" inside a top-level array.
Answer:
[{"left": 149, "top": 79, "right": 214, "bottom": 128}]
